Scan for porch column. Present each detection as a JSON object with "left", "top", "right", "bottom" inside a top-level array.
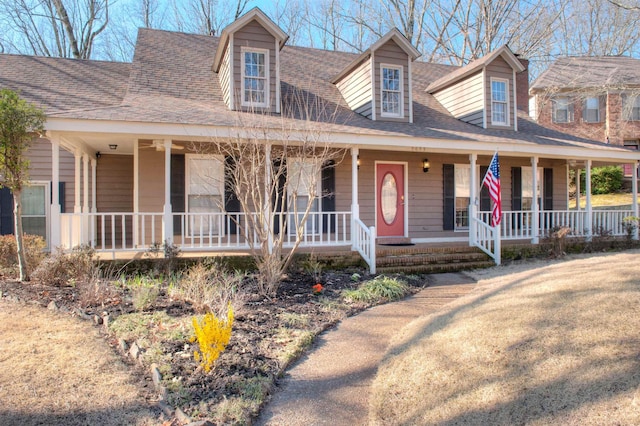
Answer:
[
  {"left": 351, "top": 147, "right": 360, "bottom": 250},
  {"left": 91, "top": 158, "right": 97, "bottom": 213},
  {"left": 468, "top": 153, "right": 477, "bottom": 246},
  {"left": 162, "top": 139, "right": 173, "bottom": 245},
  {"left": 265, "top": 143, "right": 273, "bottom": 254},
  {"left": 133, "top": 140, "right": 139, "bottom": 247},
  {"left": 74, "top": 151, "right": 81, "bottom": 213},
  {"left": 633, "top": 161, "right": 639, "bottom": 240},
  {"left": 50, "top": 137, "right": 61, "bottom": 249},
  {"left": 531, "top": 156, "right": 539, "bottom": 244},
  {"left": 575, "top": 168, "right": 581, "bottom": 211},
  {"left": 586, "top": 160, "right": 593, "bottom": 240},
  {"left": 82, "top": 153, "right": 90, "bottom": 245}
]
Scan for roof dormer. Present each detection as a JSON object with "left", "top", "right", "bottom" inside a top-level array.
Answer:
[
  {"left": 213, "top": 7, "right": 288, "bottom": 113},
  {"left": 331, "top": 29, "right": 420, "bottom": 123},
  {"left": 426, "top": 45, "right": 525, "bottom": 131}
]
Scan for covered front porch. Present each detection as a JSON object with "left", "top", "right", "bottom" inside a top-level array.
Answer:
[{"left": 45, "top": 133, "right": 640, "bottom": 273}]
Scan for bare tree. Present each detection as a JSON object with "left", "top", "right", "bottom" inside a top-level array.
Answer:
[
  {"left": 170, "top": 0, "right": 249, "bottom": 36},
  {"left": 193, "top": 91, "right": 347, "bottom": 296},
  {"left": 0, "top": 0, "right": 109, "bottom": 59}
]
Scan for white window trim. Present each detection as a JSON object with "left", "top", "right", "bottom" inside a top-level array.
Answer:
[
  {"left": 490, "top": 77, "right": 509, "bottom": 126},
  {"left": 185, "top": 154, "right": 225, "bottom": 238},
  {"left": 240, "top": 46, "right": 270, "bottom": 109},
  {"left": 23, "top": 181, "right": 51, "bottom": 247},
  {"left": 287, "top": 158, "right": 322, "bottom": 236},
  {"left": 380, "top": 63, "right": 404, "bottom": 118},
  {"left": 584, "top": 97, "right": 600, "bottom": 123},
  {"left": 553, "top": 96, "right": 571, "bottom": 123}
]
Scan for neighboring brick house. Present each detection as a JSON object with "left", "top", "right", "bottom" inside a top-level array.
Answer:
[
  {"left": 1, "top": 7, "right": 639, "bottom": 270},
  {"left": 529, "top": 56, "right": 640, "bottom": 175}
]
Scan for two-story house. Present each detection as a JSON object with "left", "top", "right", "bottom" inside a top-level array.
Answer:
[
  {"left": 1, "top": 7, "right": 639, "bottom": 272},
  {"left": 529, "top": 56, "right": 640, "bottom": 175}
]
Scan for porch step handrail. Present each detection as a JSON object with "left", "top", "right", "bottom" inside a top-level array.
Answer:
[
  {"left": 471, "top": 216, "right": 501, "bottom": 265},
  {"left": 354, "top": 218, "right": 376, "bottom": 274}
]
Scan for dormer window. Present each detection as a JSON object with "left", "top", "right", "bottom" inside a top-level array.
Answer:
[
  {"left": 491, "top": 78, "right": 509, "bottom": 125},
  {"left": 381, "top": 64, "right": 403, "bottom": 117},
  {"left": 241, "top": 47, "right": 269, "bottom": 108}
]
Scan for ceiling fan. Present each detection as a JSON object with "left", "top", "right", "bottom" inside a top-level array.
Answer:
[{"left": 140, "top": 140, "right": 184, "bottom": 151}]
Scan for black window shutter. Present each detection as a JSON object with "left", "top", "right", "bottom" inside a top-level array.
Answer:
[
  {"left": 0, "top": 187, "right": 13, "bottom": 235},
  {"left": 272, "top": 160, "right": 287, "bottom": 235},
  {"left": 171, "top": 154, "right": 185, "bottom": 234},
  {"left": 59, "top": 182, "right": 66, "bottom": 213},
  {"left": 511, "top": 167, "right": 522, "bottom": 210},
  {"left": 543, "top": 168, "right": 553, "bottom": 210},
  {"left": 480, "top": 166, "right": 490, "bottom": 211},
  {"left": 443, "top": 164, "right": 455, "bottom": 230},
  {"left": 321, "top": 160, "right": 336, "bottom": 233},
  {"left": 225, "top": 156, "right": 240, "bottom": 235}
]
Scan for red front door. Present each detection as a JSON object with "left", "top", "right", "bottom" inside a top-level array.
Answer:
[{"left": 376, "top": 163, "right": 405, "bottom": 237}]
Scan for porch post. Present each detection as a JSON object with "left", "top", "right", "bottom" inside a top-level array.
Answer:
[
  {"left": 74, "top": 151, "right": 81, "bottom": 213},
  {"left": 82, "top": 154, "right": 90, "bottom": 244},
  {"left": 265, "top": 143, "right": 273, "bottom": 254},
  {"left": 468, "top": 153, "right": 477, "bottom": 246},
  {"left": 586, "top": 160, "right": 593, "bottom": 240},
  {"left": 531, "top": 156, "right": 539, "bottom": 244},
  {"left": 632, "top": 161, "right": 639, "bottom": 240},
  {"left": 162, "top": 139, "right": 173, "bottom": 245},
  {"left": 90, "top": 157, "right": 97, "bottom": 247},
  {"left": 351, "top": 147, "right": 360, "bottom": 250},
  {"left": 50, "top": 137, "right": 61, "bottom": 249},
  {"left": 575, "top": 168, "right": 581, "bottom": 211},
  {"left": 133, "top": 140, "right": 139, "bottom": 247}
]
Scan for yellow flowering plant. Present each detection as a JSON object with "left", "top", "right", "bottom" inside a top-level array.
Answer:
[{"left": 191, "top": 304, "right": 234, "bottom": 373}]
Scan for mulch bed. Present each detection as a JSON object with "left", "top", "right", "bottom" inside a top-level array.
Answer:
[{"left": 0, "top": 267, "right": 429, "bottom": 424}]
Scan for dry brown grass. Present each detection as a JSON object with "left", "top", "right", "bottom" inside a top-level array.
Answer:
[
  {"left": 370, "top": 252, "right": 640, "bottom": 425},
  {"left": 0, "top": 301, "right": 158, "bottom": 426}
]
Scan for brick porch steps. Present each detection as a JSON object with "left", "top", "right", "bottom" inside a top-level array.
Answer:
[{"left": 376, "top": 245, "right": 494, "bottom": 274}]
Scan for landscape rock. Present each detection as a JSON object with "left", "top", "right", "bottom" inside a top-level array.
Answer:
[
  {"left": 150, "top": 363, "right": 162, "bottom": 388},
  {"left": 175, "top": 407, "right": 191, "bottom": 424},
  {"left": 129, "top": 341, "right": 140, "bottom": 360},
  {"left": 156, "top": 400, "right": 174, "bottom": 417},
  {"left": 118, "top": 338, "right": 128, "bottom": 353},
  {"left": 93, "top": 314, "right": 103, "bottom": 325},
  {"left": 47, "top": 300, "right": 58, "bottom": 310},
  {"left": 185, "top": 421, "right": 215, "bottom": 426}
]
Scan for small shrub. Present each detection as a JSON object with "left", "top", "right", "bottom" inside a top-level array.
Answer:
[
  {"left": 0, "top": 234, "right": 46, "bottom": 275},
  {"left": 124, "top": 276, "right": 162, "bottom": 311},
  {"left": 579, "top": 166, "right": 623, "bottom": 194},
  {"left": 171, "top": 262, "right": 244, "bottom": 316},
  {"left": 32, "top": 245, "right": 96, "bottom": 286},
  {"left": 191, "top": 304, "right": 234, "bottom": 373},
  {"left": 343, "top": 275, "right": 410, "bottom": 304},
  {"left": 302, "top": 255, "right": 323, "bottom": 282},
  {"left": 623, "top": 216, "right": 639, "bottom": 240},
  {"left": 145, "top": 240, "right": 181, "bottom": 275}
]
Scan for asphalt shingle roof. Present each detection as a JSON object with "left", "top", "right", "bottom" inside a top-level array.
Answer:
[
  {"left": 0, "top": 28, "right": 631, "bottom": 154},
  {"left": 530, "top": 56, "right": 640, "bottom": 92}
]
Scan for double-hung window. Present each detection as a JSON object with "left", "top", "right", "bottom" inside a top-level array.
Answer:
[
  {"left": 584, "top": 97, "right": 600, "bottom": 122},
  {"left": 623, "top": 94, "right": 640, "bottom": 121},
  {"left": 287, "top": 159, "right": 321, "bottom": 235},
  {"left": 186, "top": 155, "right": 225, "bottom": 237},
  {"left": 491, "top": 78, "right": 508, "bottom": 125},
  {"left": 552, "top": 97, "right": 573, "bottom": 123},
  {"left": 241, "top": 48, "right": 269, "bottom": 108},
  {"left": 22, "top": 183, "right": 49, "bottom": 240},
  {"left": 381, "top": 65, "right": 403, "bottom": 117},
  {"left": 454, "top": 164, "right": 470, "bottom": 230}
]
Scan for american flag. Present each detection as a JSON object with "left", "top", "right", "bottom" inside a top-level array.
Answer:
[{"left": 482, "top": 153, "right": 502, "bottom": 227}]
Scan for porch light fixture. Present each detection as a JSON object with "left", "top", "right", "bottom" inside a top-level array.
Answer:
[
  {"left": 109, "top": 144, "right": 118, "bottom": 150},
  {"left": 95, "top": 151, "right": 101, "bottom": 158},
  {"left": 357, "top": 155, "right": 361, "bottom": 170},
  {"left": 422, "top": 158, "right": 430, "bottom": 173}
]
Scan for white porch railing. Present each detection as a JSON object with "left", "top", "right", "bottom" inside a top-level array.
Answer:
[
  {"left": 478, "top": 209, "right": 635, "bottom": 240},
  {"left": 60, "top": 211, "right": 352, "bottom": 253},
  {"left": 353, "top": 218, "right": 376, "bottom": 274},
  {"left": 471, "top": 215, "right": 501, "bottom": 265}
]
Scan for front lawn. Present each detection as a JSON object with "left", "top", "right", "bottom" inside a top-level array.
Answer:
[{"left": 370, "top": 251, "right": 640, "bottom": 425}]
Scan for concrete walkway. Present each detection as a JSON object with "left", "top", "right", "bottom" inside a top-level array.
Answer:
[{"left": 256, "top": 273, "right": 477, "bottom": 426}]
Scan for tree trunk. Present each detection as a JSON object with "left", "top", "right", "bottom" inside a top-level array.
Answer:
[{"left": 13, "top": 189, "right": 28, "bottom": 281}]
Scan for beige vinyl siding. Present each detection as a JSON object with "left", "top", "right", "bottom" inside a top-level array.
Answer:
[
  {"left": 335, "top": 58, "right": 373, "bottom": 119},
  {"left": 219, "top": 41, "right": 231, "bottom": 108},
  {"left": 485, "top": 56, "right": 515, "bottom": 130},
  {"left": 27, "top": 138, "right": 75, "bottom": 212},
  {"left": 498, "top": 158, "right": 568, "bottom": 210},
  {"left": 432, "top": 71, "right": 484, "bottom": 126},
  {"left": 373, "top": 40, "right": 410, "bottom": 122},
  {"left": 137, "top": 146, "right": 164, "bottom": 245},
  {"left": 96, "top": 154, "right": 133, "bottom": 212},
  {"left": 233, "top": 19, "right": 276, "bottom": 111}
]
